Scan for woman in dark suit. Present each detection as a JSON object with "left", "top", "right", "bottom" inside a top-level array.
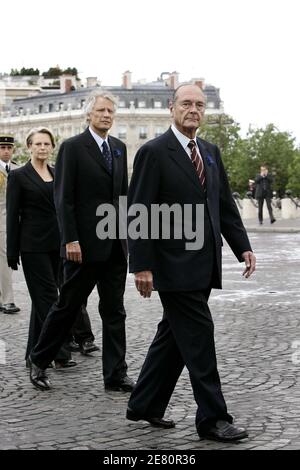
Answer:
[{"left": 6, "top": 127, "right": 76, "bottom": 368}]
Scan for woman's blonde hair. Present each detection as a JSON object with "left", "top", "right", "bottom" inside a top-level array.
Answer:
[{"left": 26, "top": 127, "right": 56, "bottom": 148}]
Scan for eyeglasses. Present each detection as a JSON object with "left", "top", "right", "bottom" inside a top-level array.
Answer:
[{"left": 178, "top": 101, "right": 206, "bottom": 112}]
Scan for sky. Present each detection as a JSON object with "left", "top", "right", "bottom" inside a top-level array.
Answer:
[{"left": 2, "top": 0, "right": 300, "bottom": 143}]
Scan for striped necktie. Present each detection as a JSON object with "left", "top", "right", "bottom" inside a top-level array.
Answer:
[{"left": 188, "top": 140, "right": 205, "bottom": 187}]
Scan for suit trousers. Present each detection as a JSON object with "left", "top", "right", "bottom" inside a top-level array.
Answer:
[
  {"left": 21, "top": 251, "right": 70, "bottom": 361},
  {"left": 31, "top": 241, "right": 128, "bottom": 383},
  {"left": 0, "top": 231, "right": 14, "bottom": 305},
  {"left": 128, "top": 290, "right": 232, "bottom": 435},
  {"left": 257, "top": 196, "right": 274, "bottom": 222},
  {"left": 63, "top": 260, "right": 95, "bottom": 346}
]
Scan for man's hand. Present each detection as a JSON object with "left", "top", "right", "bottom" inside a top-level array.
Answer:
[
  {"left": 7, "top": 256, "right": 20, "bottom": 270},
  {"left": 66, "top": 242, "right": 82, "bottom": 263},
  {"left": 241, "top": 251, "right": 256, "bottom": 278},
  {"left": 134, "top": 271, "right": 153, "bottom": 298}
]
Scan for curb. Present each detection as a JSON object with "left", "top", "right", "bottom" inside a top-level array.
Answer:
[{"left": 245, "top": 226, "right": 300, "bottom": 234}]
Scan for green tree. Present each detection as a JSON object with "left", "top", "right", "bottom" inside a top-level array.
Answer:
[
  {"left": 42, "top": 66, "right": 78, "bottom": 78},
  {"left": 286, "top": 150, "right": 300, "bottom": 197},
  {"left": 245, "top": 124, "right": 297, "bottom": 197},
  {"left": 10, "top": 68, "right": 39, "bottom": 76},
  {"left": 13, "top": 142, "right": 29, "bottom": 164},
  {"left": 199, "top": 114, "right": 250, "bottom": 194},
  {"left": 20, "top": 67, "right": 40, "bottom": 76},
  {"left": 198, "top": 118, "right": 299, "bottom": 197},
  {"left": 42, "top": 67, "right": 63, "bottom": 78},
  {"left": 63, "top": 67, "right": 78, "bottom": 77}
]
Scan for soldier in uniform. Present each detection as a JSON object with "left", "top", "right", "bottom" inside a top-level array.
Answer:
[{"left": 0, "top": 135, "right": 20, "bottom": 314}]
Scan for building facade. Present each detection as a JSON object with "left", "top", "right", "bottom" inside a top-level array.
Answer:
[{"left": 0, "top": 71, "right": 223, "bottom": 170}]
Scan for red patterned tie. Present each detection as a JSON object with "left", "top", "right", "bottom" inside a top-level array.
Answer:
[{"left": 188, "top": 140, "right": 205, "bottom": 187}]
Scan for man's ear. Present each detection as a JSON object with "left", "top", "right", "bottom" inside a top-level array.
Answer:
[{"left": 169, "top": 102, "right": 174, "bottom": 117}]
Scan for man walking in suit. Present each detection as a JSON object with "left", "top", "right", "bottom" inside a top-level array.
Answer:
[
  {"left": 29, "top": 90, "right": 134, "bottom": 393},
  {"left": 126, "top": 84, "right": 256, "bottom": 442},
  {"left": 255, "top": 165, "right": 276, "bottom": 224},
  {"left": 0, "top": 135, "right": 20, "bottom": 314}
]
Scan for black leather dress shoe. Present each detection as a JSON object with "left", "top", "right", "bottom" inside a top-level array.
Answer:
[
  {"left": 200, "top": 420, "right": 248, "bottom": 442},
  {"left": 54, "top": 359, "right": 77, "bottom": 369},
  {"left": 126, "top": 408, "right": 176, "bottom": 429},
  {"left": 80, "top": 340, "right": 100, "bottom": 355},
  {"left": 28, "top": 357, "right": 51, "bottom": 391},
  {"left": 105, "top": 376, "right": 135, "bottom": 392},
  {"left": 1, "top": 303, "right": 20, "bottom": 314}
]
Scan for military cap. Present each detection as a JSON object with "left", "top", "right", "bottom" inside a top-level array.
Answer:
[{"left": 0, "top": 135, "right": 14, "bottom": 145}]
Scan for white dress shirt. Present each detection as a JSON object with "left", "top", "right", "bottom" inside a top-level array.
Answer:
[
  {"left": 89, "top": 126, "right": 110, "bottom": 152},
  {"left": 171, "top": 124, "right": 201, "bottom": 159},
  {"left": 0, "top": 160, "right": 10, "bottom": 172}
]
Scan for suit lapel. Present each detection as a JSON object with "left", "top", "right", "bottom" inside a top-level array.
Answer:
[
  {"left": 197, "top": 137, "right": 214, "bottom": 194},
  {"left": 83, "top": 128, "right": 112, "bottom": 176},
  {"left": 167, "top": 129, "right": 204, "bottom": 195},
  {"left": 108, "top": 136, "right": 122, "bottom": 194},
  {"left": 23, "top": 162, "right": 55, "bottom": 208}
]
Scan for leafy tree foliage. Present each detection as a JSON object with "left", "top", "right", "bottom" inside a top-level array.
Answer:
[
  {"left": 10, "top": 66, "right": 78, "bottom": 78},
  {"left": 63, "top": 67, "right": 78, "bottom": 77},
  {"left": 10, "top": 68, "right": 40, "bottom": 76},
  {"left": 42, "top": 67, "right": 63, "bottom": 78},
  {"left": 42, "top": 66, "right": 78, "bottom": 78},
  {"left": 199, "top": 117, "right": 299, "bottom": 197},
  {"left": 286, "top": 150, "right": 300, "bottom": 196},
  {"left": 199, "top": 115, "right": 250, "bottom": 195},
  {"left": 245, "top": 124, "right": 297, "bottom": 197}
]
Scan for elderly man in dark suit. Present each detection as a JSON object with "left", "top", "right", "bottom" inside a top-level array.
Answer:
[
  {"left": 29, "top": 90, "right": 134, "bottom": 393},
  {"left": 126, "top": 84, "right": 256, "bottom": 442}
]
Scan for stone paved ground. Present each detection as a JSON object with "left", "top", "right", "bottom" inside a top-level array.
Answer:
[{"left": 1, "top": 229, "right": 300, "bottom": 450}]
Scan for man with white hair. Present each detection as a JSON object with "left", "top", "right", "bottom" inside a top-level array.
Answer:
[{"left": 29, "top": 91, "right": 134, "bottom": 393}]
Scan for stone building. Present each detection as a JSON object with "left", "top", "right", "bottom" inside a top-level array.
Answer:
[{"left": 0, "top": 71, "right": 223, "bottom": 170}]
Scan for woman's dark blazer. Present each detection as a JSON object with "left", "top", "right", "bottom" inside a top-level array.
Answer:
[{"left": 6, "top": 161, "right": 60, "bottom": 258}]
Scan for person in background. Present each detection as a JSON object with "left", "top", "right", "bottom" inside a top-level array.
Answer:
[
  {"left": 0, "top": 135, "right": 20, "bottom": 315},
  {"left": 6, "top": 127, "right": 76, "bottom": 369},
  {"left": 255, "top": 165, "right": 276, "bottom": 225}
]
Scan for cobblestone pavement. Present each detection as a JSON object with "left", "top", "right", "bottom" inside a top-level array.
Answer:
[{"left": 1, "top": 231, "right": 300, "bottom": 450}]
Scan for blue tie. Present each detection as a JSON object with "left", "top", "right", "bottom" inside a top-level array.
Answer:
[{"left": 102, "top": 141, "right": 112, "bottom": 174}]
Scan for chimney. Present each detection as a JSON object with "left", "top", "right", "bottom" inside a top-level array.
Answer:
[
  {"left": 169, "top": 71, "right": 179, "bottom": 89},
  {"left": 60, "top": 74, "right": 73, "bottom": 93},
  {"left": 86, "top": 77, "right": 98, "bottom": 88},
  {"left": 122, "top": 70, "right": 132, "bottom": 90},
  {"left": 191, "top": 78, "right": 205, "bottom": 89}
]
